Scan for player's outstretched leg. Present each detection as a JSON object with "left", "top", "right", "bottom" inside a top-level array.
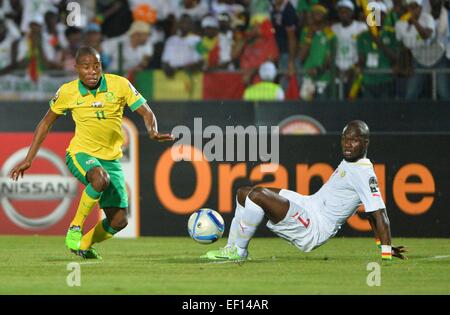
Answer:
[
  {"left": 73, "top": 208, "right": 128, "bottom": 259},
  {"left": 204, "top": 186, "right": 287, "bottom": 261},
  {"left": 233, "top": 186, "right": 289, "bottom": 259},
  {"left": 202, "top": 186, "right": 252, "bottom": 260},
  {"left": 65, "top": 167, "right": 110, "bottom": 251}
]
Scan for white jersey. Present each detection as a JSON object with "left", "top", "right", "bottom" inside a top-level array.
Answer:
[
  {"left": 268, "top": 158, "right": 385, "bottom": 252},
  {"left": 311, "top": 158, "right": 385, "bottom": 240}
]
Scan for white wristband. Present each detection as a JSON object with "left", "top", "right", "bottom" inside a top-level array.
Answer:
[{"left": 381, "top": 245, "right": 392, "bottom": 254}]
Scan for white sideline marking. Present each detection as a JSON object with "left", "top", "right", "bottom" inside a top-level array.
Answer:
[
  {"left": 200, "top": 260, "right": 239, "bottom": 265},
  {"left": 78, "top": 261, "right": 103, "bottom": 265},
  {"left": 432, "top": 255, "right": 450, "bottom": 259},
  {"left": 199, "top": 258, "right": 263, "bottom": 265},
  {"left": 418, "top": 255, "right": 450, "bottom": 260}
]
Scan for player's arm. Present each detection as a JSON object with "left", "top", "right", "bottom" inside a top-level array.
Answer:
[
  {"left": 134, "top": 103, "right": 175, "bottom": 142},
  {"left": 10, "top": 109, "right": 60, "bottom": 181},
  {"left": 366, "top": 213, "right": 381, "bottom": 249},
  {"left": 368, "top": 209, "right": 407, "bottom": 260}
]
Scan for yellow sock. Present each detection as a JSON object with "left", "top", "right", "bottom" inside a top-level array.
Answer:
[
  {"left": 70, "top": 184, "right": 102, "bottom": 229},
  {"left": 80, "top": 219, "right": 118, "bottom": 250}
]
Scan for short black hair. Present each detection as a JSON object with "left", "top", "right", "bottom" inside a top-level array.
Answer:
[
  {"left": 343, "top": 120, "right": 370, "bottom": 138},
  {"left": 75, "top": 46, "right": 100, "bottom": 64}
]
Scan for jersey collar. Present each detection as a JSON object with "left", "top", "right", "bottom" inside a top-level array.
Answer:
[
  {"left": 78, "top": 74, "right": 108, "bottom": 96},
  {"left": 343, "top": 157, "right": 372, "bottom": 164}
]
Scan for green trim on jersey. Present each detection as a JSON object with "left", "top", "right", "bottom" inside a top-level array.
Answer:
[{"left": 129, "top": 97, "right": 146, "bottom": 111}]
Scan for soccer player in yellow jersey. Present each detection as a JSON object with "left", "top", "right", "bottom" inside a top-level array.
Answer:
[{"left": 10, "top": 47, "right": 174, "bottom": 259}]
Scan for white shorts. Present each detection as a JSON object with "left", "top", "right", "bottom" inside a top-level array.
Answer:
[{"left": 266, "top": 189, "right": 321, "bottom": 252}]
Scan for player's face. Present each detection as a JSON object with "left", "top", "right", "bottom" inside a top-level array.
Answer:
[
  {"left": 76, "top": 54, "right": 102, "bottom": 89},
  {"left": 341, "top": 127, "right": 368, "bottom": 162}
]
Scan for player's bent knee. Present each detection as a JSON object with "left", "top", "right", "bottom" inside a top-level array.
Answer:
[
  {"left": 111, "top": 216, "right": 128, "bottom": 231},
  {"left": 237, "top": 186, "right": 252, "bottom": 205},
  {"left": 90, "top": 168, "right": 110, "bottom": 192},
  {"left": 248, "top": 186, "right": 267, "bottom": 205}
]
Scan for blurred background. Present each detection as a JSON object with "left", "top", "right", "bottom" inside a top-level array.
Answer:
[{"left": 0, "top": 0, "right": 448, "bottom": 101}]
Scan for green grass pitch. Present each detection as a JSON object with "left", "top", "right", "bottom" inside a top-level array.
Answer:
[{"left": 0, "top": 236, "right": 448, "bottom": 294}]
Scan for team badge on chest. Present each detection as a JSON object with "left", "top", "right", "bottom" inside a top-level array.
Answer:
[{"left": 91, "top": 101, "right": 103, "bottom": 108}]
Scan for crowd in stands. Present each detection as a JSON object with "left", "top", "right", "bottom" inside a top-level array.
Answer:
[{"left": 0, "top": 0, "right": 448, "bottom": 100}]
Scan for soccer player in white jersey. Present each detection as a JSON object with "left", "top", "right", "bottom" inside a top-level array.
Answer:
[{"left": 203, "top": 120, "right": 407, "bottom": 261}]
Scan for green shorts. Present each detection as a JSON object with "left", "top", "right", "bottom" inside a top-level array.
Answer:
[{"left": 65, "top": 151, "right": 128, "bottom": 209}]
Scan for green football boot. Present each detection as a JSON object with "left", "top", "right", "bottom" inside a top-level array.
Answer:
[
  {"left": 71, "top": 247, "right": 102, "bottom": 260},
  {"left": 65, "top": 225, "right": 82, "bottom": 251},
  {"left": 201, "top": 246, "right": 247, "bottom": 261}
]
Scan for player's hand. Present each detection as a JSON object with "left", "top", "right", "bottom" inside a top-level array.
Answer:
[
  {"left": 392, "top": 245, "right": 408, "bottom": 260},
  {"left": 149, "top": 131, "right": 175, "bottom": 142},
  {"left": 10, "top": 160, "right": 32, "bottom": 181}
]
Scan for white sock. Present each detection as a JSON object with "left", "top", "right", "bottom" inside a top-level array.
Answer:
[
  {"left": 227, "top": 197, "right": 244, "bottom": 247},
  {"left": 234, "top": 196, "right": 265, "bottom": 256}
]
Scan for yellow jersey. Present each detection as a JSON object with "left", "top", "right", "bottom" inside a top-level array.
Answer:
[{"left": 50, "top": 73, "right": 146, "bottom": 160}]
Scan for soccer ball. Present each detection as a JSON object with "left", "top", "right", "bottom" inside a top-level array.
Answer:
[{"left": 188, "top": 208, "right": 225, "bottom": 244}]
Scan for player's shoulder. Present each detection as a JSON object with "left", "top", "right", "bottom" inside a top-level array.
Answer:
[
  {"left": 104, "top": 73, "right": 129, "bottom": 85},
  {"left": 344, "top": 158, "right": 376, "bottom": 175},
  {"left": 56, "top": 79, "right": 79, "bottom": 97},
  {"left": 348, "top": 158, "right": 373, "bottom": 167},
  {"left": 104, "top": 73, "right": 132, "bottom": 91}
]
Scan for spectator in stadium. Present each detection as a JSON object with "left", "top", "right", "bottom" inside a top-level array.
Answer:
[
  {"left": 211, "top": 0, "right": 246, "bottom": 21},
  {"left": 95, "top": 0, "right": 133, "bottom": 38},
  {"left": 0, "top": 12, "right": 21, "bottom": 75},
  {"left": 18, "top": 15, "right": 62, "bottom": 80},
  {"left": 20, "top": 0, "right": 60, "bottom": 33},
  {"left": 1, "top": 0, "right": 22, "bottom": 30},
  {"left": 82, "top": 22, "right": 111, "bottom": 69},
  {"left": 0, "top": 0, "right": 21, "bottom": 38},
  {"left": 129, "top": 0, "right": 176, "bottom": 23},
  {"left": 425, "top": 0, "right": 449, "bottom": 100},
  {"left": 197, "top": 15, "right": 234, "bottom": 71},
  {"left": 332, "top": 0, "right": 368, "bottom": 97},
  {"left": 319, "top": 0, "right": 341, "bottom": 24},
  {"left": 172, "top": 0, "right": 209, "bottom": 23},
  {"left": 161, "top": 14, "right": 203, "bottom": 78},
  {"left": 396, "top": 0, "right": 448, "bottom": 100},
  {"left": 217, "top": 13, "right": 236, "bottom": 70},
  {"left": 356, "top": 2, "right": 399, "bottom": 99},
  {"left": 59, "top": 26, "right": 83, "bottom": 72},
  {"left": 243, "top": 61, "right": 285, "bottom": 100},
  {"left": 238, "top": 14, "right": 280, "bottom": 85},
  {"left": 296, "top": 0, "right": 319, "bottom": 30},
  {"left": 269, "top": 0, "right": 299, "bottom": 89},
  {"left": 102, "top": 20, "right": 153, "bottom": 76},
  {"left": 384, "top": 0, "right": 407, "bottom": 27},
  {"left": 298, "top": 4, "right": 336, "bottom": 101},
  {"left": 43, "top": 9, "right": 67, "bottom": 55},
  {"left": 248, "top": 0, "right": 271, "bottom": 15}
]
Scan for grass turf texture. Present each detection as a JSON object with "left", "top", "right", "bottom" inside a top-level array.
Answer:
[{"left": 0, "top": 236, "right": 448, "bottom": 294}]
